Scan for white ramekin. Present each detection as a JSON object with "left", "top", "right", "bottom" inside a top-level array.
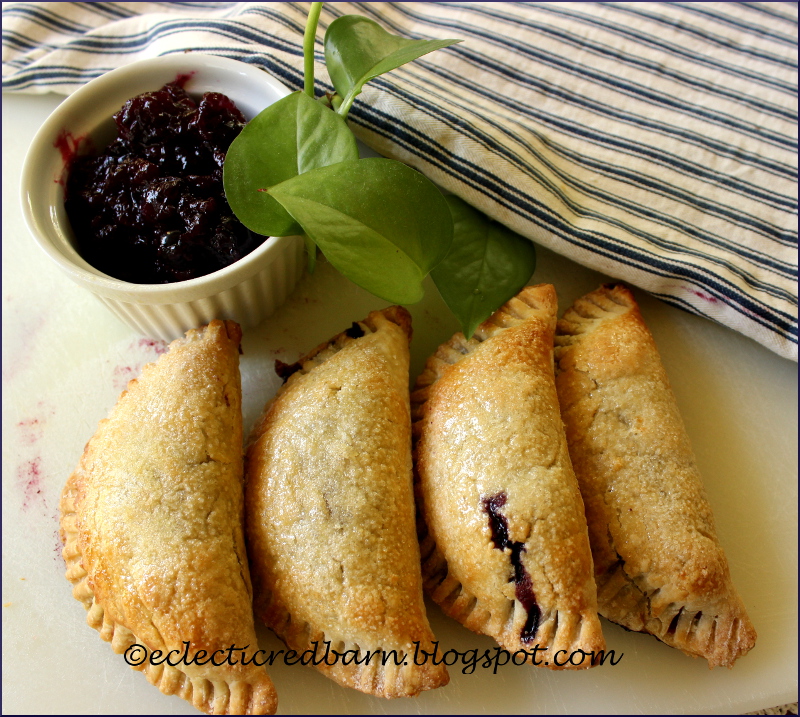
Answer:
[{"left": 20, "top": 53, "right": 305, "bottom": 341}]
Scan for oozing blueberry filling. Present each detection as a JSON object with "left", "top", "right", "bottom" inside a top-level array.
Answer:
[
  {"left": 482, "top": 492, "right": 541, "bottom": 642},
  {"left": 274, "top": 359, "right": 301, "bottom": 382},
  {"left": 513, "top": 553, "right": 541, "bottom": 642},
  {"left": 483, "top": 493, "right": 510, "bottom": 548},
  {"left": 344, "top": 322, "right": 365, "bottom": 339}
]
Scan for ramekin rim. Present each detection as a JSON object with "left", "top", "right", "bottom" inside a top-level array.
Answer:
[{"left": 20, "top": 52, "right": 296, "bottom": 302}]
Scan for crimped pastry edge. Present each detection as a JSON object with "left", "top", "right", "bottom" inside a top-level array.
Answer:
[
  {"left": 247, "top": 305, "right": 449, "bottom": 697},
  {"left": 257, "top": 591, "right": 449, "bottom": 698},
  {"left": 554, "top": 283, "right": 757, "bottom": 668},
  {"left": 554, "top": 283, "right": 632, "bottom": 349},
  {"left": 59, "top": 320, "right": 278, "bottom": 715},
  {"left": 250, "top": 306, "right": 413, "bottom": 455},
  {"left": 411, "top": 286, "right": 555, "bottom": 404},
  {"left": 417, "top": 518, "right": 605, "bottom": 669},
  {"left": 595, "top": 555, "right": 756, "bottom": 668},
  {"left": 274, "top": 305, "right": 411, "bottom": 386},
  {"left": 411, "top": 285, "right": 606, "bottom": 668}
]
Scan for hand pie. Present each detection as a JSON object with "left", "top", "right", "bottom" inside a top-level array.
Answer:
[
  {"left": 554, "top": 284, "right": 757, "bottom": 667},
  {"left": 59, "top": 321, "right": 278, "bottom": 715},
  {"left": 411, "top": 285, "right": 605, "bottom": 667},
  {"left": 245, "top": 306, "right": 449, "bottom": 697}
]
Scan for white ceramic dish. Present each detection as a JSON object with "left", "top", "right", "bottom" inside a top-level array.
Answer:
[{"left": 20, "top": 53, "right": 305, "bottom": 341}]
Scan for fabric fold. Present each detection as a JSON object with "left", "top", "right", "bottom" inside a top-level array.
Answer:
[{"left": 4, "top": 1, "right": 796, "bottom": 360}]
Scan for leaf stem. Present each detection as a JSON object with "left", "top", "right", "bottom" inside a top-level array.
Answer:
[
  {"left": 304, "top": 2, "right": 324, "bottom": 98},
  {"left": 336, "top": 89, "right": 356, "bottom": 120}
]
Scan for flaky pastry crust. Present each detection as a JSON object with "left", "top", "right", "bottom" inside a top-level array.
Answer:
[
  {"left": 245, "top": 306, "right": 449, "bottom": 698},
  {"left": 59, "top": 320, "right": 278, "bottom": 715},
  {"left": 554, "top": 284, "right": 756, "bottom": 668},
  {"left": 412, "top": 285, "right": 605, "bottom": 668}
]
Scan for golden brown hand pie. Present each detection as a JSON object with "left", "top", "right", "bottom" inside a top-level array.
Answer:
[
  {"left": 245, "top": 306, "right": 448, "bottom": 698},
  {"left": 554, "top": 284, "right": 756, "bottom": 668},
  {"left": 411, "top": 285, "right": 605, "bottom": 667},
  {"left": 59, "top": 320, "right": 278, "bottom": 715}
]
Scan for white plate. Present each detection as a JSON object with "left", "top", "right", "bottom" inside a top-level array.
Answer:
[{"left": 2, "top": 91, "right": 797, "bottom": 716}]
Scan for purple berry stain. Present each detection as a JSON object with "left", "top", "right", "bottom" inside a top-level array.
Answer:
[
  {"left": 18, "top": 457, "right": 46, "bottom": 512},
  {"left": 137, "top": 337, "right": 168, "bottom": 355},
  {"left": 482, "top": 492, "right": 541, "bottom": 642}
]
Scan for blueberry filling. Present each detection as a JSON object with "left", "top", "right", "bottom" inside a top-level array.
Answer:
[
  {"left": 274, "top": 359, "right": 301, "bottom": 382},
  {"left": 482, "top": 492, "right": 541, "bottom": 642},
  {"left": 483, "top": 493, "right": 510, "bottom": 548},
  {"left": 65, "top": 81, "right": 265, "bottom": 284},
  {"left": 344, "top": 322, "right": 365, "bottom": 339}
]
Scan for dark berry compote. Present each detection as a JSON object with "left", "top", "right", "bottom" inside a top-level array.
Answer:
[{"left": 65, "top": 81, "right": 264, "bottom": 284}]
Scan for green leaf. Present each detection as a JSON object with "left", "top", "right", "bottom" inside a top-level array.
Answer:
[
  {"left": 432, "top": 196, "right": 537, "bottom": 338},
  {"left": 223, "top": 91, "right": 359, "bottom": 237},
  {"left": 303, "top": 233, "right": 317, "bottom": 274},
  {"left": 324, "top": 15, "right": 460, "bottom": 117},
  {"left": 268, "top": 158, "right": 453, "bottom": 304}
]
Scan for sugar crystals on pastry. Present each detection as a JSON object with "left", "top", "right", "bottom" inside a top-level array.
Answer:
[
  {"left": 554, "top": 284, "right": 757, "bottom": 668},
  {"left": 245, "top": 306, "right": 449, "bottom": 698},
  {"left": 59, "top": 320, "right": 278, "bottom": 715},
  {"left": 411, "top": 284, "right": 605, "bottom": 667}
]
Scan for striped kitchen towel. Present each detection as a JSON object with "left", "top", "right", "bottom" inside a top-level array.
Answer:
[{"left": 3, "top": 2, "right": 797, "bottom": 360}]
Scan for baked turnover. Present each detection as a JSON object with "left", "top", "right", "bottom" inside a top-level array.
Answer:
[
  {"left": 59, "top": 320, "right": 278, "bottom": 714},
  {"left": 554, "top": 284, "right": 756, "bottom": 667},
  {"left": 412, "top": 284, "right": 605, "bottom": 667},
  {"left": 245, "top": 306, "right": 449, "bottom": 697}
]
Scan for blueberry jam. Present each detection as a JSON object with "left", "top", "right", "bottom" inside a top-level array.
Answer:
[
  {"left": 482, "top": 492, "right": 541, "bottom": 642},
  {"left": 65, "top": 81, "right": 264, "bottom": 284}
]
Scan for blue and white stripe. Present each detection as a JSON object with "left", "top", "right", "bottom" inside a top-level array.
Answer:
[{"left": 2, "top": 1, "right": 797, "bottom": 359}]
